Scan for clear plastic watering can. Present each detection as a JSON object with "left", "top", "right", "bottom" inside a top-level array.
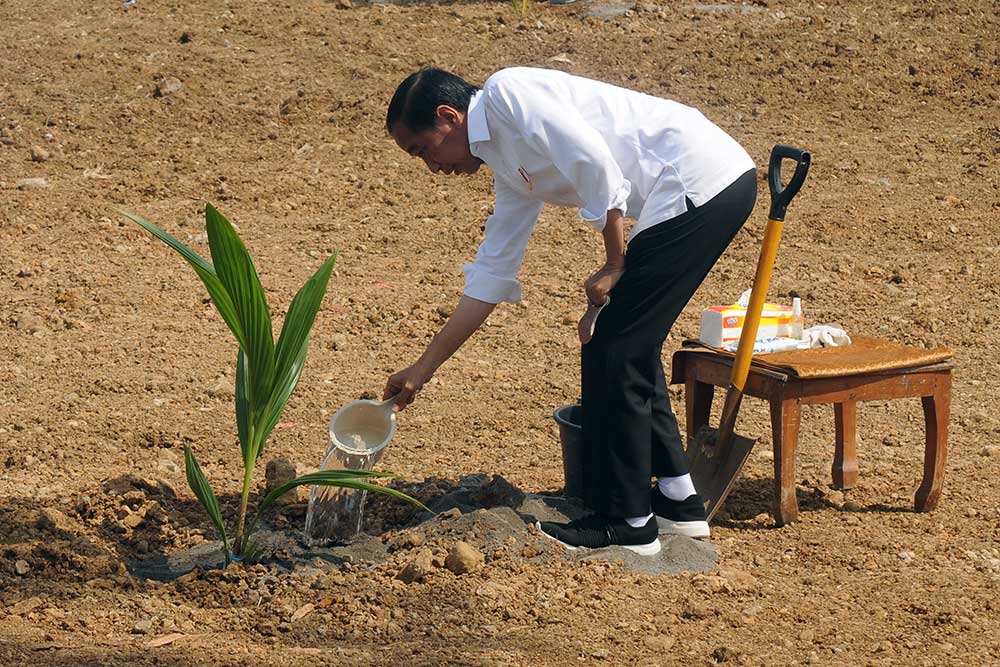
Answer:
[{"left": 304, "top": 396, "right": 398, "bottom": 542}]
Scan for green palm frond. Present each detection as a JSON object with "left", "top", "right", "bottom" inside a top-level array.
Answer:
[
  {"left": 248, "top": 470, "right": 429, "bottom": 538},
  {"left": 204, "top": 204, "right": 276, "bottom": 450},
  {"left": 183, "top": 445, "right": 229, "bottom": 555}
]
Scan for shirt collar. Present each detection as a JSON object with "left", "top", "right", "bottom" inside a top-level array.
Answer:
[{"left": 466, "top": 89, "right": 490, "bottom": 155}]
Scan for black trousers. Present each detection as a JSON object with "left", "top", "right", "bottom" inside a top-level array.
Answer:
[{"left": 580, "top": 169, "right": 758, "bottom": 518}]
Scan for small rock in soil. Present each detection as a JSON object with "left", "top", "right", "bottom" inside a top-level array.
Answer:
[
  {"left": 692, "top": 574, "right": 728, "bottom": 594},
  {"left": 16, "top": 177, "right": 49, "bottom": 190},
  {"left": 980, "top": 446, "right": 999, "bottom": 457},
  {"left": 444, "top": 541, "right": 484, "bottom": 575},
  {"left": 37, "top": 507, "right": 75, "bottom": 533},
  {"left": 16, "top": 314, "right": 46, "bottom": 335},
  {"left": 132, "top": 619, "right": 154, "bottom": 634},
  {"left": 205, "top": 377, "right": 234, "bottom": 398},
  {"left": 396, "top": 549, "right": 436, "bottom": 584},
  {"left": 154, "top": 77, "right": 182, "bottom": 97},
  {"left": 157, "top": 458, "right": 180, "bottom": 474},
  {"left": 681, "top": 602, "right": 712, "bottom": 620},
  {"left": 329, "top": 333, "right": 348, "bottom": 350},
  {"left": 711, "top": 646, "right": 738, "bottom": 663},
  {"left": 30, "top": 145, "right": 50, "bottom": 162},
  {"left": 11, "top": 596, "right": 43, "bottom": 615},
  {"left": 718, "top": 567, "right": 757, "bottom": 590},
  {"left": 642, "top": 635, "right": 676, "bottom": 651},
  {"left": 15, "top": 560, "right": 31, "bottom": 575},
  {"left": 397, "top": 531, "right": 425, "bottom": 549},
  {"left": 475, "top": 581, "right": 511, "bottom": 598}
]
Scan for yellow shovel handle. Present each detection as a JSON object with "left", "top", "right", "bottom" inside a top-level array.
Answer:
[
  {"left": 730, "top": 217, "right": 783, "bottom": 392},
  {"left": 729, "top": 145, "right": 811, "bottom": 392}
]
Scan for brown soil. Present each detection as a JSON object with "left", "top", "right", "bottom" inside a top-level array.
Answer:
[{"left": 2, "top": 0, "right": 999, "bottom": 665}]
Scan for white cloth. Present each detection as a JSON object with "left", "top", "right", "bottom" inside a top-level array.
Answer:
[
  {"left": 803, "top": 325, "right": 852, "bottom": 349},
  {"left": 462, "top": 67, "right": 756, "bottom": 304}
]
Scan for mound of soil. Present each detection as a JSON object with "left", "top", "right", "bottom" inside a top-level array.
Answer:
[{"left": 131, "top": 474, "right": 718, "bottom": 581}]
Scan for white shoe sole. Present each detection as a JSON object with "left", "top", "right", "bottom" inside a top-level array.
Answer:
[
  {"left": 535, "top": 521, "right": 662, "bottom": 556},
  {"left": 656, "top": 517, "right": 711, "bottom": 539}
]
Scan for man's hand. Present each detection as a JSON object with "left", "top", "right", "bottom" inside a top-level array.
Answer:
[
  {"left": 585, "top": 207, "right": 626, "bottom": 305},
  {"left": 383, "top": 362, "right": 432, "bottom": 412},
  {"left": 584, "top": 261, "right": 625, "bottom": 306}
]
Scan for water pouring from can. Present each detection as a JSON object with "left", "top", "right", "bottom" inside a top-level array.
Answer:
[{"left": 304, "top": 396, "right": 398, "bottom": 542}]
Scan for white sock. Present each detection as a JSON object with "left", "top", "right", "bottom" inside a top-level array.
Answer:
[
  {"left": 625, "top": 513, "right": 653, "bottom": 528},
  {"left": 657, "top": 474, "right": 697, "bottom": 501}
]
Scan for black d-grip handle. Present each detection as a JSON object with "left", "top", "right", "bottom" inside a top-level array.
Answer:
[{"left": 767, "top": 144, "right": 811, "bottom": 221}]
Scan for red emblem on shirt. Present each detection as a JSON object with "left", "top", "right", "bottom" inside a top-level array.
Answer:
[{"left": 518, "top": 166, "right": 533, "bottom": 191}]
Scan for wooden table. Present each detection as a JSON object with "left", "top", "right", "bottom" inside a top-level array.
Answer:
[{"left": 673, "top": 352, "right": 954, "bottom": 525}]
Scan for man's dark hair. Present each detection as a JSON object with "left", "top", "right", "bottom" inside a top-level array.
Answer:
[{"left": 385, "top": 68, "right": 480, "bottom": 134}]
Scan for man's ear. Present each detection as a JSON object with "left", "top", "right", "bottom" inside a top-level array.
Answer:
[{"left": 435, "top": 104, "right": 462, "bottom": 127}]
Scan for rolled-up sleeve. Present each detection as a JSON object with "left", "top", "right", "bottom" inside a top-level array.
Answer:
[
  {"left": 488, "top": 80, "right": 630, "bottom": 232},
  {"left": 545, "top": 119, "right": 631, "bottom": 230},
  {"left": 463, "top": 178, "right": 544, "bottom": 304}
]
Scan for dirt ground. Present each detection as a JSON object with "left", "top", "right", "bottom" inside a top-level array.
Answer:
[{"left": 2, "top": 0, "right": 999, "bottom": 665}]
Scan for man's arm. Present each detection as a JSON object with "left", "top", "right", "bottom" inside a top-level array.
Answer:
[
  {"left": 584, "top": 208, "right": 626, "bottom": 306},
  {"left": 384, "top": 177, "right": 542, "bottom": 411},
  {"left": 383, "top": 295, "right": 496, "bottom": 410}
]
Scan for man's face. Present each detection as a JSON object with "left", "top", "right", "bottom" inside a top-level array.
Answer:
[{"left": 391, "top": 105, "right": 483, "bottom": 176}]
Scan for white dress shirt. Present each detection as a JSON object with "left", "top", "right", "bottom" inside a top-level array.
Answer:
[{"left": 463, "top": 67, "right": 755, "bottom": 304}]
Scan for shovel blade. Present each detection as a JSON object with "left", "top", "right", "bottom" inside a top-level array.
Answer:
[{"left": 687, "top": 428, "right": 757, "bottom": 523}]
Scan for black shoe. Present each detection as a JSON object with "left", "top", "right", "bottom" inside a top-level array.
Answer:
[
  {"left": 650, "top": 489, "right": 711, "bottom": 539},
  {"left": 537, "top": 515, "right": 661, "bottom": 556}
]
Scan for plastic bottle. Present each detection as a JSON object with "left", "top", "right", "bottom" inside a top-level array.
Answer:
[{"left": 790, "top": 297, "right": 804, "bottom": 340}]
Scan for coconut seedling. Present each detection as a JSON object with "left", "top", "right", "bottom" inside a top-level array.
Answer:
[{"left": 123, "top": 204, "right": 426, "bottom": 562}]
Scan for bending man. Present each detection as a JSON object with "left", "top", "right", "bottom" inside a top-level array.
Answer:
[{"left": 383, "top": 67, "right": 756, "bottom": 555}]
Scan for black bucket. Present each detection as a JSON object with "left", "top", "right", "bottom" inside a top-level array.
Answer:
[{"left": 553, "top": 404, "right": 584, "bottom": 500}]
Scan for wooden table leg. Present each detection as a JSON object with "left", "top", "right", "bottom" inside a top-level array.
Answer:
[
  {"left": 915, "top": 378, "right": 950, "bottom": 511},
  {"left": 833, "top": 400, "right": 859, "bottom": 489},
  {"left": 685, "top": 377, "right": 714, "bottom": 448},
  {"left": 770, "top": 395, "right": 802, "bottom": 525}
]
